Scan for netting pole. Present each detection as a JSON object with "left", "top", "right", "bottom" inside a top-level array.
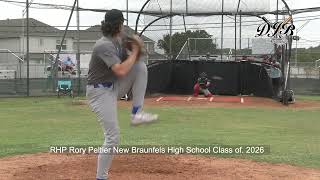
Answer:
[
  {"left": 26, "top": 0, "right": 30, "bottom": 96},
  {"left": 126, "top": 0, "right": 129, "bottom": 26},
  {"left": 276, "top": 0, "right": 279, "bottom": 21},
  {"left": 221, "top": 0, "right": 224, "bottom": 61},
  {"left": 185, "top": 0, "right": 188, "bottom": 14},
  {"left": 235, "top": 0, "right": 241, "bottom": 60},
  {"left": 185, "top": 0, "right": 189, "bottom": 60},
  {"left": 76, "top": 0, "right": 81, "bottom": 96},
  {"left": 295, "top": 31, "right": 298, "bottom": 67},
  {"left": 281, "top": 44, "right": 285, "bottom": 102},
  {"left": 234, "top": 14, "right": 237, "bottom": 61},
  {"left": 139, "top": 15, "right": 171, "bottom": 36},
  {"left": 135, "top": 0, "right": 151, "bottom": 34},
  {"left": 239, "top": 10, "right": 242, "bottom": 54},
  {"left": 275, "top": 0, "right": 280, "bottom": 62},
  {"left": 169, "top": 0, "right": 173, "bottom": 59}
]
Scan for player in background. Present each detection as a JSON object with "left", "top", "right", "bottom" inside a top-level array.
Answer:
[{"left": 193, "top": 72, "right": 213, "bottom": 97}]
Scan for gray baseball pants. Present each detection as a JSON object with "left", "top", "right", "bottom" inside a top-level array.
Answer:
[{"left": 86, "top": 60, "right": 147, "bottom": 180}]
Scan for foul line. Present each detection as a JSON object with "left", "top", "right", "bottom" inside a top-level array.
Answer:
[
  {"left": 197, "top": 98, "right": 208, "bottom": 100},
  {"left": 156, "top": 97, "right": 163, "bottom": 102}
]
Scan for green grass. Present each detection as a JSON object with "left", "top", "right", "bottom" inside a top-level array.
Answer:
[
  {"left": 0, "top": 97, "right": 320, "bottom": 169},
  {"left": 296, "top": 95, "right": 320, "bottom": 101}
]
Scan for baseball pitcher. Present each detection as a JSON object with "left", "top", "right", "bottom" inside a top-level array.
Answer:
[{"left": 86, "top": 9, "right": 158, "bottom": 180}]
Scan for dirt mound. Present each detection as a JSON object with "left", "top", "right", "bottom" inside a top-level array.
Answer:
[{"left": 1, "top": 153, "right": 320, "bottom": 180}]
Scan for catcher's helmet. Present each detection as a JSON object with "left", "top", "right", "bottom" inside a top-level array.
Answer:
[{"left": 200, "top": 72, "right": 207, "bottom": 78}]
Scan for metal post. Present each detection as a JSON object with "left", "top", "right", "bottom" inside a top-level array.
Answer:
[
  {"left": 135, "top": 0, "right": 151, "bottom": 33},
  {"left": 19, "top": 61, "right": 22, "bottom": 79},
  {"left": 239, "top": 10, "right": 242, "bottom": 54},
  {"left": 126, "top": 0, "right": 129, "bottom": 26},
  {"left": 26, "top": 0, "right": 29, "bottom": 96},
  {"left": 214, "top": 38, "right": 217, "bottom": 54},
  {"left": 274, "top": 0, "right": 278, "bottom": 64},
  {"left": 186, "top": 0, "right": 188, "bottom": 14},
  {"left": 295, "top": 31, "right": 298, "bottom": 67},
  {"left": 281, "top": 8, "right": 287, "bottom": 104},
  {"left": 281, "top": 44, "right": 285, "bottom": 92},
  {"left": 169, "top": 0, "right": 173, "bottom": 59},
  {"left": 275, "top": 0, "right": 280, "bottom": 62},
  {"left": 234, "top": 14, "right": 237, "bottom": 61},
  {"left": 76, "top": 0, "right": 81, "bottom": 96},
  {"left": 221, "top": 0, "right": 224, "bottom": 61},
  {"left": 276, "top": 0, "right": 279, "bottom": 22},
  {"left": 185, "top": 0, "right": 189, "bottom": 60},
  {"left": 188, "top": 38, "right": 190, "bottom": 57},
  {"left": 21, "top": 11, "right": 25, "bottom": 76}
]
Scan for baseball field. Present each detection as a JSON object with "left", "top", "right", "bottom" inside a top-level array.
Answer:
[{"left": 1, "top": 95, "right": 320, "bottom": 179}]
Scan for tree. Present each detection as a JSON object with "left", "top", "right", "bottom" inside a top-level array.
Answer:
[
  {"left": 157, "top": 30, "right": 216, "bottom": 58},
  {"left": 294, "top": 44, "right": 320, "bottom": 62}
]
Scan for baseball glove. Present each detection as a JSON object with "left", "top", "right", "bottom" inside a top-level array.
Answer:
[{"left": 123, "top": 34, "right": 146, "bottom": 58}]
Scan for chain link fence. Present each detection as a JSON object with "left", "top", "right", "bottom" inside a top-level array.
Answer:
[
  {"left": 290, "top": 62, "right": 320, "bottom": 95},
  {"left": 291, "top": 62, "right": 320, "bottom": 79},
  {"left": 1, "top": 40, "right": 319, "bottom": 96}
]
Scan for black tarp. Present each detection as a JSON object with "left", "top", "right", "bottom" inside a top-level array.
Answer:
[
  {"left": 147, "top": 60, "right": 274, "bottom": 98},
  {"left": 146, "top": 61, "right": 173, "bottom": 94}
]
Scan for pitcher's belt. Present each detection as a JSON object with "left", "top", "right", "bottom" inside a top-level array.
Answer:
[{"left": 92, "top": 82, "right": 113, "bottom": 88}]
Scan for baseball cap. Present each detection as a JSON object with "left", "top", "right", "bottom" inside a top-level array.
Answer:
[{"left": 104, "top": 9, "right": 126, "bottom": 23}]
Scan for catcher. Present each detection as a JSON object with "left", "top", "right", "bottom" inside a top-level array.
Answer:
[
  {"left": 193, "top": 72, "right": 213, "bottom": 97},
  {"left": 86, "top": 9, "right": 158, "bottom": 180}
]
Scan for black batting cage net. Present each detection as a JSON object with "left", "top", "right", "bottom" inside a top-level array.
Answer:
[{"left": 128, "top": 0, "right": 294, "bottom": 104}]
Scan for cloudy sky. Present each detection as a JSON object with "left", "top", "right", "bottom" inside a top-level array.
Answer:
[{"left": 0, "top": 0, "right": 319, "bottom": 48}]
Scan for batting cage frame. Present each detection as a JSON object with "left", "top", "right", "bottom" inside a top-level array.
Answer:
[{"left": 134, "top": 0, "right": 294, "bottom": 105}]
